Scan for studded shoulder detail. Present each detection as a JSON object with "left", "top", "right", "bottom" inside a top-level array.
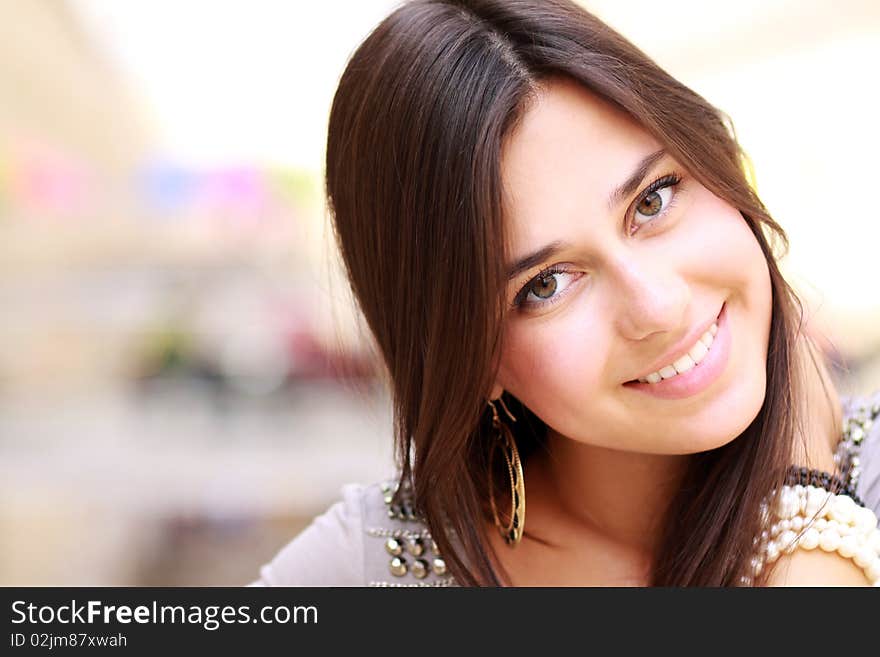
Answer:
[
  {"left": 836, "top": 393, "right": 880, "bottom": 494},
  {"left": 363, "top": 478, "right": 458, "bottom": 587}
]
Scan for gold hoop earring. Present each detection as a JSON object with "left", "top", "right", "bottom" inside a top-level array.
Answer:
[{"left": 487, "top": 396, "right": 525, "bottom": 546}]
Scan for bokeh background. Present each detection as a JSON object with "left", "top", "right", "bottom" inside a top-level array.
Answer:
[{"left": 1, "top": 0, "right": 878, "bottom": 585}]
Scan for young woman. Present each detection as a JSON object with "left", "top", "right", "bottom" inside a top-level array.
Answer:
[{"left": 250, "top": 0, "right": 880, "bottom": 587}]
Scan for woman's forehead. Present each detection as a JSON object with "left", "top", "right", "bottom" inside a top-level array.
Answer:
[{"left": 501, "top": 78, "right": 664, "bottom": 237}]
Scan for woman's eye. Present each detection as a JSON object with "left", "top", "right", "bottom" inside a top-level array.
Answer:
[
  {"left": 514, "top": 268, "right": 580, "bottom": 309},
  {"left": 528, "top": 274, "right": 559, "bottom": 300},
  {"left": 633, "top": 185, "right": 674, "bottom": 226}
]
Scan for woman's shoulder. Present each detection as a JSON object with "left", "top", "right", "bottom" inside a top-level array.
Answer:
[
  {"left": 840, "top": 387, "right": 880, "bottom": 515},
  {"left": 248, "top": 476, "right": 456, "bottom": 587}
]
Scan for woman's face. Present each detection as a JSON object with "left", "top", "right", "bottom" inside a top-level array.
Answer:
[{"left": 492, "top": 77, "right": 773, "bottom": 455}]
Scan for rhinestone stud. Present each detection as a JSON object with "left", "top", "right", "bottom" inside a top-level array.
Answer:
[
  {"left": 389, "top": 556, "right": 407, "bottom": 577},
  {"left": 407, "top": 537, "right": 425, "bottom": 557},
  {"left": 411, "top": 558, "right": 429, "bottom": 579}
]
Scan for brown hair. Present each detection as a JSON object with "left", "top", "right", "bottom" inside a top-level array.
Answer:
[{"left": 324, "top": 0, "right": 813, "bottom": 585}]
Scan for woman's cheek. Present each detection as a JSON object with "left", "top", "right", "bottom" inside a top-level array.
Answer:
[
  {"left": 501, "top": 315, "right": 606, "bottom": 414},
  {"left": 688, "top": 188, "right": 762, "bottom": 276}
]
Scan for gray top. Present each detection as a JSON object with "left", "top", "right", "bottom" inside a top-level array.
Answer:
[
  {"left": 249, "top": 478, "right": 455, "bottom": 587},
  {"left": 249, "top": 389, "right": 880, "bottom": 587}
]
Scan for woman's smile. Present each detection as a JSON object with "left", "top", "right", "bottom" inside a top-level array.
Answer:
[{"left": 623, "top": 302, "right": 731, "bottom": 400}]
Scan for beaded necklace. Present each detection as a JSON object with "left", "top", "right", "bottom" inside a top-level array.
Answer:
[{"left": 750, "top": 396, "right": 880, "bottom": 586}]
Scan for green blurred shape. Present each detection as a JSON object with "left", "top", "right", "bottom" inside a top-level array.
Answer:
[{"left": 267, "top": 167, "right": 319, "bottom": 209}]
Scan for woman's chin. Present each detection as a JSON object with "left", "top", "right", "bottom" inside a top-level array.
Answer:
[{"left": 677, "top": 382, "right": 768, "bottom": 454}]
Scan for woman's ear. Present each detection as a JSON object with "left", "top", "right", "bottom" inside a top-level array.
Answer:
[{"left": 489, "top": 383, "right": 504, "bottom": 400}]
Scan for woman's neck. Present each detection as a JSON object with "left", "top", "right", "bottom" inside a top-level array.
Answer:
[{"left": 525, "top": 436, "right": 687, "bottom": 556}]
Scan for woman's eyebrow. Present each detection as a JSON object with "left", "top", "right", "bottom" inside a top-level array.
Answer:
[
  {"left": 506, "top": 240, "right": 570, "bottom": 281},
  {"left": 606, "top": 148, "right": 666, "bottom": 211}
]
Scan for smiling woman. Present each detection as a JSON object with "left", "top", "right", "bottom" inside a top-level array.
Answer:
[
  {"left": 495, "top": 78, "right": 766, "bottom": 428},
  {"left": 250, "top": 0, "right": 880, "bottom": 587}
]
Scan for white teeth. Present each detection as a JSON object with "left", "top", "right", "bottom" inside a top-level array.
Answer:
[
  {"left": 672, "top": 354, "right": 696, "bottom": 374},
  {"left": 637, "top": 322, "right": 719, "bottom": 384},
  {"left": 658, "top": 365, "right": 678, "bottom": 379},
  {"left": 688, "top": 340, "right": 709, "bottom": 363}
]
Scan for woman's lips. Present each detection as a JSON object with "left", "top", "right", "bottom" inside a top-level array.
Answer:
[{"left": 623, "top": 303, "right": 730, "bottom": 400}]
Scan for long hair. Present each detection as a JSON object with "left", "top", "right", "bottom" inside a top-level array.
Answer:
[{"left": 324, "top": 0, "right": 813, "bottom": 586}]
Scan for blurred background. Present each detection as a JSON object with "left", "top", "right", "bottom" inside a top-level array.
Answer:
[{"left": 1, "top": 0, "right": 878, "bottom": 585}]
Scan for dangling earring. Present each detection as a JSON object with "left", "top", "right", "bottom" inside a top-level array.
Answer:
[{"left": 487, "top": 396, "right": 525, "bottom": 546}]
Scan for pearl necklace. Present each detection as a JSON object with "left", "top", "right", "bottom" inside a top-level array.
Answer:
[
  {"left": 751, "top": 484, "right": 880, "bottom": 585},
  {"left": 747, "top": 395, "right": 880, "bottom": 586}
]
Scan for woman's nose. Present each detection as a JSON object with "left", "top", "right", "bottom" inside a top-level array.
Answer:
[{"left": 607, "top": 256, "right": 690, "bottom": 342}]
